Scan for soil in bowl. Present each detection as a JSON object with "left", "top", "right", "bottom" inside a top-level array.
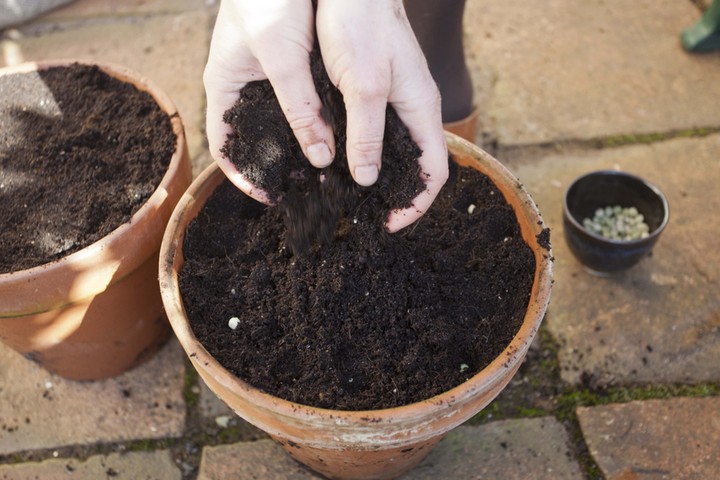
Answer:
[{"left": 0, "top": 63, "right": 176, "bottom": 273}]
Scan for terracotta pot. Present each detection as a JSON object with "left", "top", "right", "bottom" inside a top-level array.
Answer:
[
  {"left": 0, "top": 61, "right": 192, "bottom": 381},
  {"left": 443, "top": 106, "right": 480, "bottom": 144},
  {"left": 160, "top": 134, "right": 553, "bottom": 479}
]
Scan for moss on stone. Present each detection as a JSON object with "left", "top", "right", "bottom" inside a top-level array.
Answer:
[
  {"left": 183, "top": 363, "right": 200, "bottom": 408},
  {"left": 597, "top": 127, "right": 719, "bottom": 148}
]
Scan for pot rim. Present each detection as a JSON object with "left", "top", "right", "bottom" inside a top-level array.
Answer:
[
  {"left": 0, "top": 60, "right": 188, "bottom": 314},
  {"left": 160, "top": 133, "right": 553, "bottom": 424}
]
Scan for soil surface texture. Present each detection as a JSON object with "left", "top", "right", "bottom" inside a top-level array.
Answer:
[
  {"left": 0, "top": 64, "right": 175, "bottom": 273},
  {"left": 180, "top": 161, "right": 537, "bottom": 411}
]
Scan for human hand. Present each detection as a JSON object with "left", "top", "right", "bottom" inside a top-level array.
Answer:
[
  {"left": 205, "top": 0, "right": 448, "bottom": 232},
  {"left": 316, "top": 0, "right": 448, "bottom": 232},
  {"left": 204, "top": 0, "right": 335, "bottom": 205}
]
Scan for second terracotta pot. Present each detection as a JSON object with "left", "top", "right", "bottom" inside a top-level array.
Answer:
[
  {"left": 160, "top": 134, "right": 553, "bottom": 479},
  {"left": 0, "top": 61, "right": 193, "bottom": 380}
]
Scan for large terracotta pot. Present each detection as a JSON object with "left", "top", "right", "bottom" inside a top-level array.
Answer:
[
  {"left": 160, "top": 134, "right": 553, "bottom": 479},
  {"left": 0, "top": 61, "right": 192, "bottom": 381}
]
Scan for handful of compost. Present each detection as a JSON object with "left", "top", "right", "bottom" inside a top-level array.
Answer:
[{"left": 220, "top": 49, "right": 427, "bottom": 255}]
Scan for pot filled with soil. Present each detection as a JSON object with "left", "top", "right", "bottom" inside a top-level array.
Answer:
[
  {"left": 0, "top": 61, "right": 192, "bottom": 380},
  {"left": 161, "top": 136, "right": 552, "bottom": 478},
  {"left": 162, "top": 48, "right": 551, "bottom": 479},
  {"left": 162, "top": 114, "right": 555, "bottom": 480}
]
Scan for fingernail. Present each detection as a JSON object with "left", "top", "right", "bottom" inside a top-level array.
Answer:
[
  {"left": 306, "top": 143, "right": 333, "bottom": 168},
  {"left": 354, "top": 165, "right": 379, "bottom": 186}
]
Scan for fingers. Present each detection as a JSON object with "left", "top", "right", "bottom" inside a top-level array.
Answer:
[
  {"left": 385, "top": 68, "right": 448, "bottom": 232},
  {"left": 384, "top": 115, "right": 449, "bottom": 232},
  {"left": 205, "top": 0, "right": 332, "bottom": 208},
  {"left": 385, "top": 127, "right": 448, "bottom": 232},
  {"left": 342, "top": 86, "right": 390, "bottom": 186},
  {"left": 204, "top": 0, "right": 331, "bottom": 203},
  {"left": 261, "top": 52, "right": 336, "bottom": 169},
  {"left": 315, "top": 0, "right": 447, "bottom": 225},
  {"left": 343, "top": 74, "right": 446, "bottom": 231},
  {"left": 386, "top": 169, "right": 447, "bottom": 232},
  {"left": 386, "top": 100, "right": 447, "bottom": 234},
  {"left": 315, "top": 0, "right": 392, "bottom": 186}
]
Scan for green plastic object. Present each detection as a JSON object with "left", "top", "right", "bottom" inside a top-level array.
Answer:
[{"left": 681, "top": 0, "right": 720, "bottom": 52}]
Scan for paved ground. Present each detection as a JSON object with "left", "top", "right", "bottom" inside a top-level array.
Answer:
[{"left": 1, "top": 0, "right": 719, "bottom": 479}]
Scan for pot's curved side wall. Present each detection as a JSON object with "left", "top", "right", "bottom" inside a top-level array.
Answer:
[
  {"left": 189, "top": 343, "right": 522, "bottom": 448},
  {"left": 1, "top": 252, "right": 170, "bottom": 379},
  {"left": 271, "top": 433, "right": 445, "bottom": 480},
  {"left": 188, "top": 344, "right": 523, "bottom": 480},
  {"left": 162, "top": 134, "right": 553, "bottom": 480},
  {"left": 0, "top": 61, "right": 192, "bottom": 315},
  {"left": 0, "top": 61, "right": 193, "bottom": 380}
]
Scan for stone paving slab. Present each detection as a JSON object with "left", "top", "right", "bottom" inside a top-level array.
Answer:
[
  {"left": 197, "top": 417, "right": 583, "bottom": 480},
  {"left": 505, "top": 134, "right": 720, "bottom": 387},
  {"left": 196, "top": 371, "right": 266, "bottom": 444},
  {"left": 198, "top": 439, "right": 315, "bottom": 480},
  {"left": 406, "top": 417, "right": 583, "bottom": 479},
  {"left": 192, "top": 149, "right": 214, "bottom": 181},
  {"left": 0, "top": 338, "right": 185, "bottom": 455},
  {"left": 465, "top": 0, "right": 720, "bottom": 147},
  {"left": 1, "top": 10, "right": 211, "bottom": 163},
  {"left": 577, "top": 397, "right": 720, "bottom": 479},
  {"left": 198, "top": 377, "right": 232, "bottom": 420},
  {"left": 0, "top": 450, "right": 181, "bottom": 479}
]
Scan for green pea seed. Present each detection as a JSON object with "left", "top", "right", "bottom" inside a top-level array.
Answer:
[{"left": 582, "top": 205, "right": 651, "bottom": 241}]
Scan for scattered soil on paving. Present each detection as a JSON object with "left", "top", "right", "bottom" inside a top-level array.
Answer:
[{"left": 0, "top": 64, "right": 175, "bottom": 273}]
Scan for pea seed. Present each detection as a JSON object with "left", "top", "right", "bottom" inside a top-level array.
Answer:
[{"left": 582, "top": 205, "right": 651, "bottom": 241}]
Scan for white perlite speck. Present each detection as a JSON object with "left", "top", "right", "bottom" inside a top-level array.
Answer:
[{"left": 228, "top": 317, "right": 240, "bottom": 330}]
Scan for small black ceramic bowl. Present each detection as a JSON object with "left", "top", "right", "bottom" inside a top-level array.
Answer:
[{"left": 563, "top": 170, "right": 669, "bottom": 274}]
